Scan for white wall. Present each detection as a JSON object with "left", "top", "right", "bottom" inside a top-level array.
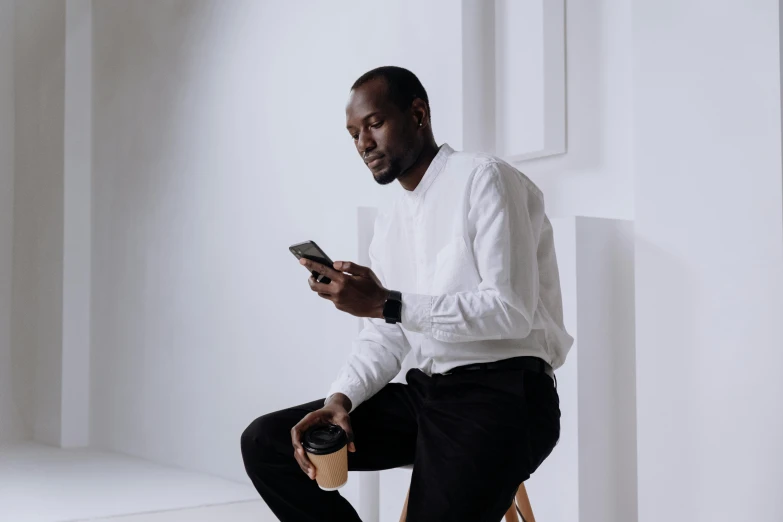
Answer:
[
  {"left": 633, "top": 2, "right": 783, "bottom": 521},
  {"left": 522, "top": 0, "right": 633, "bottom": 221},
  {"left": 0, "top": 0, "right": 25, "bottom": 445},
  {"left": 46, "top": 1, "right": 783, "bottom": 521},
  {"left": 90, "top": 0, "right": 463, "bottom": 482},
  {"left": 12, "top": 0, "right": 66, "bottom": 447},
  {"left": 88, "top": 3, "right": 634, "bottom": 520}
]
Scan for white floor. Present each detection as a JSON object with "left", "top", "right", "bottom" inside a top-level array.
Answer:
[
  {"left": 79, "top": 501, "right": 271, "bottom": 522},
  {"left": 0, "top": 442, "right": 273, "bottom": 522}
]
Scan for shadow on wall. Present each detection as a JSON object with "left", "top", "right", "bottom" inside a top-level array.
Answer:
[{"left": 576, "top": 217, "right": 638, "bottom": 522}]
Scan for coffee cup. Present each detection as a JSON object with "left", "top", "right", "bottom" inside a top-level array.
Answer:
[{"left": 302, "top": 424, "right": 349, "bottom": 491}]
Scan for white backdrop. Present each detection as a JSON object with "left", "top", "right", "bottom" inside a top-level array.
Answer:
[
  {"left": 523, "top": 0, "right": 633, "bottom": 221},
  {"left": 632, "top": 2, "right": 783, "bottom": 521},
  {"left": 90, "top": 0, "right": 463, "bottom": 482},
  {"left": 4, "top": 1, "right": 783, "bottom": 521}
]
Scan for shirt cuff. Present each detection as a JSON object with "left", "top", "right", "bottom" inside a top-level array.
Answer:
[
  {"left": 401, "top": 292, "right": 434, "bottom": 336},
  {"left": 326, "top": 380, "right": 364, "bottom": 414}
]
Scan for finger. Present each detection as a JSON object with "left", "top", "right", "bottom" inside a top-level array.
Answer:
[
  {"left": 296, "top": 448, "right": 316, "bottom": 479},
  {"left": 333, "top": 261, "right": 367, "bottom": 276},
  {"left": 308, "top": 277, "right": 332, "bottom": 295},
  {"left": 298, "top": 451, "right": 316, "bottom": 480},
  {"left": 291, "top": 421, "right": 318, "bottom": 479},
  {"left": 291, "top": 433, "right": 313, "bottom": 477},
  {"left": 300, "top": 258, "right": 341, "bottom": 282},
  {"left": 293, "top": 447, "right": 312, "bottom": 477}
]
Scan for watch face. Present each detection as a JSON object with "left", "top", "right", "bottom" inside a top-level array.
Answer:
[{"left": 384, "top": 299, "right": 402, "bottom": 320}]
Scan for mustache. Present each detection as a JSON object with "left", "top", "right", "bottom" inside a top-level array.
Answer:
[{"left": 363, "top": 152, "right": 384, "bottom": 163}]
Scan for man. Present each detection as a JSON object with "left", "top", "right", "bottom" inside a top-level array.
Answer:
[{"left": 241, "top": 66, "right": 573, "bottom": 521}]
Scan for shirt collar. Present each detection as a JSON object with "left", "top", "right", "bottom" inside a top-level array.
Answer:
[{"left": 404, "top": 143, "right": 454, "bottom": 199}]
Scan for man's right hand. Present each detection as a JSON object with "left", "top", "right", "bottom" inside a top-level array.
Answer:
[{"left": 290, "top": 393, "right": 356, "bottom": 480}]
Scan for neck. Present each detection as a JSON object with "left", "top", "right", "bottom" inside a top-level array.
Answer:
[{"left": 397, "top": 140, "right": 440, "bottom": 192}]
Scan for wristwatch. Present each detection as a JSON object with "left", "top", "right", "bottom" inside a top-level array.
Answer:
[{"left": 382, "top": 290, "right": 403, "bottom": 324}]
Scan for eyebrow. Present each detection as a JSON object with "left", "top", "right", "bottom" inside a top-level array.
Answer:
[{"left": 346, "top": 112, "right": 381, "bottom": 130}]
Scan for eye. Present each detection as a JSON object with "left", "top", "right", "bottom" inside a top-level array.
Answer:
[
  {"left": 370, "top": 121, "right": 384, "bottom": 129},
  {"left": 351, "top": 134, "right": 359, "bottom": 141}
]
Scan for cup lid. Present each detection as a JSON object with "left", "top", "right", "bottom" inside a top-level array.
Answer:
[{"left": 302, "top": 424, "right": 348, "bottom": 455}]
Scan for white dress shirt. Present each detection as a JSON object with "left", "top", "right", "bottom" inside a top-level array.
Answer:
[{"left": 327, "top": 144, "right": 574, "bottom": 413}]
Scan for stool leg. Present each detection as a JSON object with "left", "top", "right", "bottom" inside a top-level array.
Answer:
[
  {"left": 399, "top": 487, "right": 410, "bottom": 522},
  {"left": 515, "top": 482, "right": 536, "bottom": 522},
  {"left": 504, "top": 500, "right": 520, "bottom": 522}
]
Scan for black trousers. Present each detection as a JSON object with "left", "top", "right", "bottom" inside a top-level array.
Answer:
[{"left": 241, "top": 364, "right": 560, "bottom": 522}]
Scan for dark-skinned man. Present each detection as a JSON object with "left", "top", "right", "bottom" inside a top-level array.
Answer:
[{"left": 241, "top": 66, "right": 573, "bottom": 521}]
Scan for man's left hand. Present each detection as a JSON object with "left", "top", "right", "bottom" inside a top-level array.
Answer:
[{"left": 301, "top": 258, "right": 388, "bottom": 319}]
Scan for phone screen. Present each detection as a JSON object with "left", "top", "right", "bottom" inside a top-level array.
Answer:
[{"left": 290, "top": 241, "right": 334, "bottom": 284}]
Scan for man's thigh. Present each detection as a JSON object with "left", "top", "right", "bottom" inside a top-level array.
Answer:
[
  {"left": 347, "top": 381, "right": 419, "bottom": 472},
  {"left": 245, "top": 381, "right": 419, "bottom": 473},
  {"left": 405, "top": 369, "right": 558, "bottom": 521}
]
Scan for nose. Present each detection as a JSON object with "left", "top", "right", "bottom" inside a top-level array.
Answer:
[{"left": 357, "top": 130, "right": 376, "bottom": 156}]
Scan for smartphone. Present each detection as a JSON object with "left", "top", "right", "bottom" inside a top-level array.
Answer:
[{"left": 289, "top": 240, "right": 334, "bottom": 284}]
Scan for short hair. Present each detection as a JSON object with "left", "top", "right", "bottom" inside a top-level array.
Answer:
[{"left": 351, "top": 66, "right": 430, "bottom": 118}]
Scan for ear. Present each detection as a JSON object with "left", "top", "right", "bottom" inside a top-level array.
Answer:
[{"left": 411, "top": 98, "right": 429, "bottom": 129}]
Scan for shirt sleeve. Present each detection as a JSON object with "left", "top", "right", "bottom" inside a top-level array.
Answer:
[
  {"left": 400, "top": 162, "right": 544, "bottom": 343},
  {"left": 325, "top": 221, "right": 412, "bottom": 413}
]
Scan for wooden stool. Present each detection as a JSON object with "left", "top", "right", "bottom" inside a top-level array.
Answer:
[{"left": 398, "top": 470, "right": 536, "bottom": 522}]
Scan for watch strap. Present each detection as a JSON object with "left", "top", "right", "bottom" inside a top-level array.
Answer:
[{"left": 383, "top": 290, "right": 403, "bottom": 324}]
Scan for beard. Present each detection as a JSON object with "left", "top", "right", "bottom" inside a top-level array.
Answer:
[
  {"left": 373, "top": 168, "right": 398, "bottom": 185},
  {"left": 371, "top": 137, "right": 420, "bottom": 186},
  {"left": 371, "top": 158, "right": 403, "bottom": 185}
]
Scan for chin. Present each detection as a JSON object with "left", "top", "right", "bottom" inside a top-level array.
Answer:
[{"left": 373, "top": 168, "right": 398, "bottom": 186}]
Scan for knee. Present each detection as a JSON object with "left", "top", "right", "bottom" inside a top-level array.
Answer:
[{"left": 241, "top": 415, "right": 278, "bottom": 466}]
